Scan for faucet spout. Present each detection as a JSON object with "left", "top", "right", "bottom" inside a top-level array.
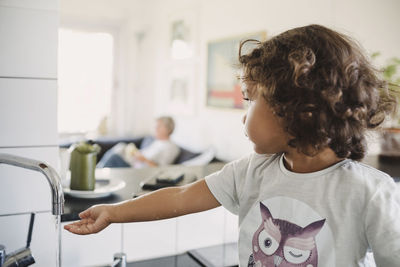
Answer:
[{"left": 0, "top": 153, "right": 64, "bottom": 215}]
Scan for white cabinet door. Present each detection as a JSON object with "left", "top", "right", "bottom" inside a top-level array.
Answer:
[
  {"left": 223, "top": 210, "right": 239, "bottom": 244},
  {"left": 122, "top": 208, "right": 235, "bottom": 262},
  {"left": 0, "top": 146, "right": 58, "bottom": 215},
  {"left": 123, "top": 218, "right": 177, "bottom": 262},
  {"left": 0, "top": 6, "right": 57, "bottom": 78},
  {"left": 61, "top": 223, "right": 122, "bottom": 267},
  {"left": 0, "top": 0, "right": 57, "bottom": 10},
  {"left": 176, "top": 207, "right": 225, "bottom": 253},
  {"left": 0, "top": 78, "right": 58, "bottom": 147}
]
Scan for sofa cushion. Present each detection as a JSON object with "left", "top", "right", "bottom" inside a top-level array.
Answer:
[
  {"left": 181, "top": 147, "right": 215, "bottom": 166},
  {"left": 173, "top": 147, "right": 201, "bottom": 164}
]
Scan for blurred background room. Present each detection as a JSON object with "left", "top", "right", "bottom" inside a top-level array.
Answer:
[
  {"left": 58, "top": 0, "right": 400, "bottom": 162},
  {"left": 0, "top": 0, "right": 399, "bottom": 266}
]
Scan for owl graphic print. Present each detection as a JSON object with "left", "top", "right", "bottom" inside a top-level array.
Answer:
[{"left": 240, "top": 197, "right": 336, "bottom": 267}]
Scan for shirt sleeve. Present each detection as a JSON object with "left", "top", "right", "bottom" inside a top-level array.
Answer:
[
  {"left": 365, "top": 179, "right": 400, "bottom": 266},
  {"left": 205, "top": 156, "right": 250, "bottom": 215}
]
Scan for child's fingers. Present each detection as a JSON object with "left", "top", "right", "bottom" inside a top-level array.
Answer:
[
  {"left": 79, "top": 208, "right": 92, "bottom": 219},
  {"left": 64, "top": 223, "right": 77, "bottom": 231},
  {"left": 63, "top": 218, "right": 91, "bottom": 230},
  {"left": 63, "top": 222, "right": 78, "bottom": 230},
  {"left": 64, "top": 223, "right": 81, "bottom": 233},
  {"left": 63, "top": 220, "right": 94, "bottom": 235},
  {"left": 64, "top": 224, "right": 87, "bottom": 235}
]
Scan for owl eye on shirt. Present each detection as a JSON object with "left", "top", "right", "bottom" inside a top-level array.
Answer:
[
  {"left": 257, "top": 229, "right": 312, "bottom": 264},
  {"left": 283, "top": 246, "right": 312, "bottom": 264},
  {"left": 257, "top": 229, "right": 279, "bottom": 255}
]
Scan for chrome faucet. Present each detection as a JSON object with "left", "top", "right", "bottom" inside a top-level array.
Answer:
[
  {"left": 0, "top": 153, "right": 64, "bottom": 215},
  {"left": 0, "top": 213, "right": 36, "bottom": 267},
  {"left": 111, "top": 253, "right": 126, "bottom": 267},
  {"left": 0, "top": 153, "right": 65, "bottom": 267}
]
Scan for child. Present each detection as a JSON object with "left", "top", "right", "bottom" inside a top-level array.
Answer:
[{"left": 65, "top": 24, "right": 400, "bottom": 266}]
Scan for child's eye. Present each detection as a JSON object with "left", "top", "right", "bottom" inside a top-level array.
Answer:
[{"left": 242, "top": 98, "right": 253, "bottom": 108}]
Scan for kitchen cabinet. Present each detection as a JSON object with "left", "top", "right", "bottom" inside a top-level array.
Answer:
[
  {"left": 0, "top": 78, "right": 58, "bottom": 147},
  {"left": 0, "top": 0, "right": 57, "bottom": 10},
  {"left": 123, "top": 218, "right": 177, "bottom": 262},
  {"left": 0, "top": 0, "right": 59, "bottom": 266},
  {"left": 61, "top": 223, "right": 122, "bottom": 267},
  {"left": 61, "top": 209, "right": 238, "bottom": 266},
  {"left": 175, "top": 208, "right": 225, "bottom": 253},
  {"left": 62, "top": 219, "right": 179, "bottom": 266},
  {"left": 223, "top": 210, "right": 239, "bottom": 244},
  {"left": 123, "top": 208, "right": 237, "bottom": 263},
  {"left": 0, "top": 5, "right": 57, "bottom": 78}
]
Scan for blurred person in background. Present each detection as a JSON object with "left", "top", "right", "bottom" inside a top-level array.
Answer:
[{"left": 97, "top": 116, "right": 179, "bottom": 168}]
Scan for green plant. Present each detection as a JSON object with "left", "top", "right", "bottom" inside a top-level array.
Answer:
[{"left": 372, "top": 52, "right": 400, "bottom": 127}]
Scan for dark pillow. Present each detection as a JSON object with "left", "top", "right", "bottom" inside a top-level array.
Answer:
[{"left": 174, "top": 148, "right": 201, "bottom": 164}]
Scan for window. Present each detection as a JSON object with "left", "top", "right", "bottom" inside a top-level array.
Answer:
[{"left": 58, "top": 28, "right": 114, "bottom": 135}]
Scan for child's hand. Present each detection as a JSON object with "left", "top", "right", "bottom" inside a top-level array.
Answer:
[{"left": 63, "top": 204, "right": 113, "bottom": 235}]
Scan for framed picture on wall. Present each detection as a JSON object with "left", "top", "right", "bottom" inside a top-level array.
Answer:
[
  {"left": 206, "top": 31, "right": 267, "bottom": 109},
  {"left": 168, "top": 7, "right": 198, "bottom": 61},
  {"left": 163, "top": 8, "right": 199, "bottom": 116},
  {"left": 165, "top": 63, "right": 196, "bottom": 116}
]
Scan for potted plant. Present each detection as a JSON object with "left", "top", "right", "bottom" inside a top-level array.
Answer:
[{"left": 372, "top": 53, "right": 400, "bottom": 161}]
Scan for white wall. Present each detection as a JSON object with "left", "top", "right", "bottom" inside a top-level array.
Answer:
[
  {"left": 119, "top": 0, "right": 400, "bottom": 161},
  {"left": 0, "top": 0, "right": 60, "bottom": 266}
]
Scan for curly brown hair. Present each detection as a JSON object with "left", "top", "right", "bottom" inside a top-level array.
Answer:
[{"left": 239, "top": 24, "right": 396, "bottom": 160}]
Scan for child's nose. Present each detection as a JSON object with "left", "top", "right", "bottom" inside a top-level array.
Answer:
[{"left": 242, "top": 114, "right": 247, "bottom": 124}]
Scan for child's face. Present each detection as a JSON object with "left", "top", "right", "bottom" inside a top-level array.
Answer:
[{"left": 242, "top": 85, "right": 289, "bottom": 154}]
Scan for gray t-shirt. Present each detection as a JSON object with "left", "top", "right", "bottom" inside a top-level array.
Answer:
[{"left": 205, "top": 153, "right": 400, "bottom": 267}]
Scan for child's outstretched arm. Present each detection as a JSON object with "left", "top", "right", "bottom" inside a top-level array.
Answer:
[{"left": 64, "top": 179, "right": 221, "bottom": 235}]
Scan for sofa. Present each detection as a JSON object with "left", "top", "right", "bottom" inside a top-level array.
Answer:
[{"left": 59, "top": 136, "right": 221, "bottom": 166}]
